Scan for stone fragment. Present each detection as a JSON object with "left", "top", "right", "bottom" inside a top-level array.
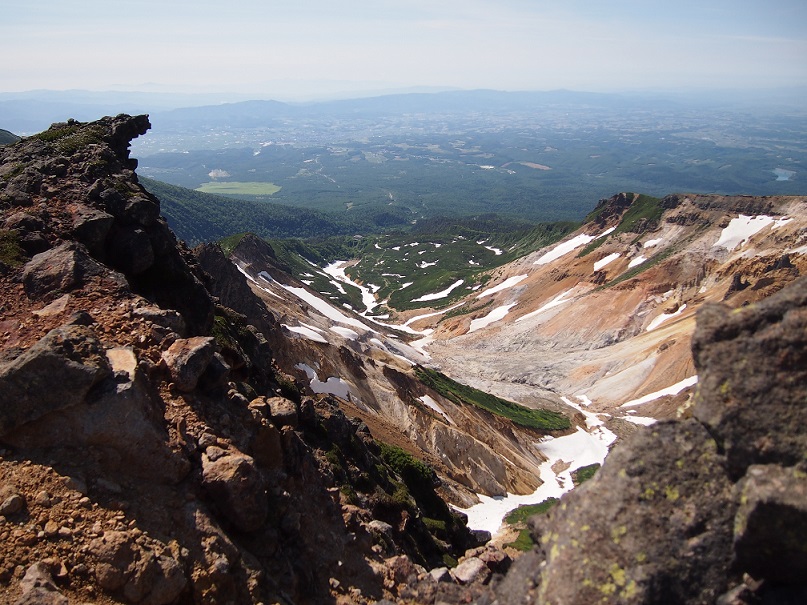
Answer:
[
  {"left": 201, "top": 451, "right": 268, "bottom": 532},
  {"left": 161, "top": 337, "right": 216, "bottom": 392},
  {"left": 107, "top": 226, "right": 155, "bottom": 274},
  {"left": 535, "top": 420, "right": 734, "bottom": 604},
  {"left": 0, "top": 493, "right": 25, "bottom": 516},
  {"left": 429, "top": 566, "right": 452, "bottom": 583},
  {"left": 251, "top": 422, "right": 284, "bottom": 469},
  {"left": 15, "top": 562, "right": 67, "bottom": 605},
  {"left": 452, "top": 557, "right": 490, "bottom": 585}
]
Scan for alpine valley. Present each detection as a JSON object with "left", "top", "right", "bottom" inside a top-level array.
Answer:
[{"left": 0, "top": 111, "right": 805, "bottom": 605}]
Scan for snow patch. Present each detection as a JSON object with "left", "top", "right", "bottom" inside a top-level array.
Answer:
[
  {"left": 646, "top": 304, "right": 687, "bottom": 331},
  {"left": 469, "top": 303, "right": 518, "bottom": 332},
  {"left": 593, "top": 252, "right": 621, "bottom": 271},
  {"left": 623, "top": 416, "right": 658, "bottom": 426},
  {"left": 713, "top": 215, "right": 776, "bottom": 250},
  {"left": 411, "top": 280, "right": 465, "bottom": 303},
  {"left": 534, "top": 227, "right": 614, "bottom": 265},
  {"left": 643, "top": 238, "right": 662, "bottom": 248},
  {"left": 295, "top": 363, "right": 353, "bottom": 401},
  {"left": 628, "top": 255, "right": 647, "bottom": 269},
  {"left": 330, "top": 326, "right": 359, "bottom": 340},
  {"left": 283, "top": 324, "right": 328, "bottom": 344},
  {"left": 418, "top": 395, "right": 455, "bottom": 425},
  {"left": 475, "top": 275, "right": 528, "bottom": 299},
  {"left": 455, "top": 425, "right": 616, "bottom": 535},
  {"left": 620, "top": 375, "right": 699, "bottom": 408},
  {"left": 516, "top": 289, "right": 574, "bottom": 322}
]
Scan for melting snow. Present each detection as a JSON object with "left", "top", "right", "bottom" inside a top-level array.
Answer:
[
  {"left": 283, "top": 324, "right": 328, "bottom": 344},
  {"left": 713, "top": 215, "right": 776, "bottom": 250},
  {"left": 411, "top": 280, "right": 465, "bottom": 303},
  {"left": 643, "top": 238, "right": 662, "bottom": 248},
  {"left": 419, "top": 395, "right": 455, "bottom": 425},
  {"left": 469, "top": 303, "right": 518, "bottom": 332},
  {"left": 418, "top": 260, "right": 438, "bottom": 269},
  {"left": 623, "top": 416, "right": 658, "bottom": 426},
  {"left": 485, "top": 246, "right": 504, "bottom": 256},
  {"left": 593, "top": 252, "right": 621, "bottom": 271},
  {"left": 475, "top": 275, "right": 528, "bottom": 299},
  {"left": 534, "top": 227, "right": 614, "bottom": 265},
  {"left": 295, "top": 363, "right": 353, "bottom": 400},
  {"left": 620, "top": 375, "right": 699, "bottom": 408},
  {"left": 330, "top": 326, "right": 359, "bottom": 340},
  {"left": 646, "top": 303, "right": 687, "bottom": 331},
  {"left": 516, "top": 289, "right": 574, "bottom": 322},
  {"left": 628, "top": 256, "right": 647, "bottom": 269},
  {"left": 456, "top": 425, "right": 616, "bottom": 535},
  {"left": 279, "top": 283, "right": 376, "bottom": 333}
]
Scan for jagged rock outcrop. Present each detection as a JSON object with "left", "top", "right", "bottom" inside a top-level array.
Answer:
[
  {"left": 0, "top": 115, "right": 478, "bottom": 605},
  {"left": 489, "top": 276, "right": 807, "bottom": 605}
]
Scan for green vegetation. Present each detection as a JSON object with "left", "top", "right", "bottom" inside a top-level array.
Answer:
[
  {"left": 414, "top": 367, "right": 570, "bottom": 431},
  {"left": 504, "top": 498, "right": 560, "bottom": 525},
  {"left": 507, "top": 529, "right": 537, "bottom": 552},
  {"left": 579, "top": 193, "right": 663, "bottom": 257},
  {"left": 572, "top": 463, "right": 600, "bottom": 485},
  {"left": 0, "top": 230, "right": 25, "bottom": 269},
  {"left": 196, "top": 181, "right": 282, "bottom": 196},
  {"left": 32, "top": 121, "right": 105, "bottom": 154},
  {"left": 503, "top": 498, "right": 559, "bottom": 551},
  {"left": 379, "top": 442, "right": 434, "bottom": 487}
]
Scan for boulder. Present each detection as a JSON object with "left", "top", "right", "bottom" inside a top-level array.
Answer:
[
  {"left": 0, "top": 324, "right": 111, "bottom": 435},
  {"left": 161, "top": 337, "right": 216, "bottom": 392},
  {"left": 535, "top": 420, "right": 734, "bottom": 604},
  {"left": 267, "top": 396, "right": 299, "bottom": 429},
  {"left": 22, "top": 242, "right": 112, "bottom": 299},
  {"left": 452, "top": 557, "right": 490, "bottom": 585},
  {"left": 733, "top": 464, "right": 807, "bottom": 584},
  {"left": 201, "top": 451, "right": 268, "bottom": 532},
  {"left": 693, "top": 276, "right": 807, "bottom": 479},
  {"left": 70, "top": 203, "right": 114, "bottom": 256}
]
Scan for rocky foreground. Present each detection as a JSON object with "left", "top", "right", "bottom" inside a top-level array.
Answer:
[{"left": 0, "top": 116, "right": 805, "bottom": 604}]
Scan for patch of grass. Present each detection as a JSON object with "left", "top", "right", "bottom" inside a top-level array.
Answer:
[
  {"left": 505, "top": 528, "right": 536, "bottom": 552},
  {"left": 196, "top": 181, "right": 282, "bottom": 196},
  {"left": 414, "top": 367, "right": 570, "bottom": 431},
  {"left": 0, "top": 230, "right": 25, "bottom": 269},
  {"left": 572, "top": 463, "right": 600, "bottom": 485},
  {"left": 504, "top": 498, "right": 560, "bottom": 525},
  {"left": 379, "top": 442, "right": 434, "bottom": 486}
]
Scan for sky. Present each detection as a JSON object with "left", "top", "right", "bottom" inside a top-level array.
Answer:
[{"left": 3, "top": 0, "right": 806, "bottom": 100}]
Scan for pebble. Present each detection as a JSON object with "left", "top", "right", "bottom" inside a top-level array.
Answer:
[
  {"left": 0, "top": 494, "right": 25, "bottom": 516},
  {"left": 35, "top": 491, "right": 52, "bottom": 507}
]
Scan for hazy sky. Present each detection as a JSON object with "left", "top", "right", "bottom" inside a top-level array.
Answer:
[{"left": 4, "top": 0, "right": 806, "bottom": 98}]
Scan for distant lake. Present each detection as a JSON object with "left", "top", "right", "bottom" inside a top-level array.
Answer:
[{"left": 774, "top": 168, "right": 796, "bottom": 181}]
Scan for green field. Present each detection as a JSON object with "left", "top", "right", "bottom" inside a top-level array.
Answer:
[{"left": 196, "top": 181, "right": 282, "bottom": 196}]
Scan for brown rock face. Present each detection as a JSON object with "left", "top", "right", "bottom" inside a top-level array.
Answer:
[
  {"left": 161, "top": 336, "right": 216, "bottom": 392},
  {"left": 0, "top": 324, "right": 111, "bottom": 434},
  {"left": 693, "top": 276, "right": 807, "bottom": 479}
]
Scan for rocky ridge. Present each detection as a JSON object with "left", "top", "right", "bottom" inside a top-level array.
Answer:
[{"left": 0, "top": 116, "right": 502, "bottom": 605}]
